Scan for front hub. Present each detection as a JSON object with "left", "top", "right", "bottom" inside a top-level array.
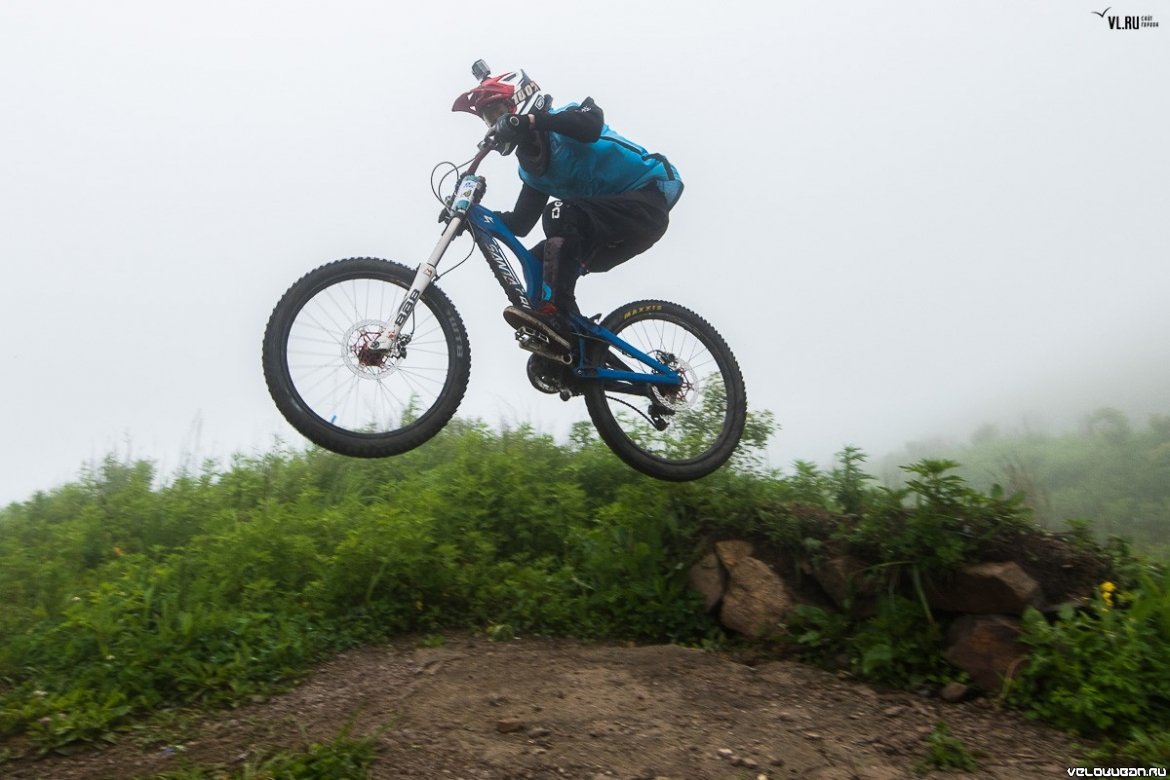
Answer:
[{"left": 344, "top": 320, "right": 404, "bottom": 378}]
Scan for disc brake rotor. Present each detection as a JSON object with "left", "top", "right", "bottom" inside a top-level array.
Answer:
[
  {"left": 650, "top": 352, "right": 697, "bottom": 412},
  {"left": 344, "top": 319, "right": 403, "bottom": 379}
]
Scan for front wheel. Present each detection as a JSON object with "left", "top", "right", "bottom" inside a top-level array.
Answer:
[
  {"left": 262, "top": 257, "right": 470, "bottom": 457},
  {"left": 583, "top": 300, "right": 747, "bottom": 481}
]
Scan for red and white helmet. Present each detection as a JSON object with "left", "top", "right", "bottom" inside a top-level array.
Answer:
[{"left": 452, "top": 69, "right": 546, "bottom": 126}]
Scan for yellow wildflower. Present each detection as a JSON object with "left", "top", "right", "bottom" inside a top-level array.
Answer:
[{"left": 1099, "top": 581, "right": 1116, "bottom": 607}]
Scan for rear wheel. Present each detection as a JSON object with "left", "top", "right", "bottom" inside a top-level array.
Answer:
[
  {"left": 582, "top": 300, "right": 746, "bottom": 481},
  {"left": 262, "top": 257, "right": 470, "bottom": 457}
]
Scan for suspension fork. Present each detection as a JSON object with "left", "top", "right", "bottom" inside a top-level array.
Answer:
[
  {"left": 367, "top": 140, "right": 492, "bottom": 354},
  {"left": 368, "top": 172, "right": 485, "bottom": 354},
  {"left": 367, "top": 216, "right": 462, "bottom": 353}
]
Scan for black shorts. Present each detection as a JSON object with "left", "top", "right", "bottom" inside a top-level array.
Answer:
[{"left": 542, "top": 184, "right": 671, "bottom": 273}]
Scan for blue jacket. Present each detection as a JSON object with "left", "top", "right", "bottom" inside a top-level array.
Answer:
[{"left": 518, "top": 102, "right": 682, "bottom": 204}]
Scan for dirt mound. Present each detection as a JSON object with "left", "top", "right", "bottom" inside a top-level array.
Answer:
[{"left": 6, "top": 634, "right": 1085, "bottom": 779}]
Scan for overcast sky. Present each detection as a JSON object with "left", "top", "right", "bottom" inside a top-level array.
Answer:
[{"left": 1, "top": 1, "right": 1167, "bottom": 505}]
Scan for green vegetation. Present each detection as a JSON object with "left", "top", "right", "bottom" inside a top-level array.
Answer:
[
  {"left": 1, "top": 407, "right": 1169, "bottom": 768},
  {"left": 784, "top": 456, "right": 1034, "bottom": 690},
  {"left": 1010, "top": 567, "right": 1170, "bottom": 765},
  {"left": 915, "top": 720, "right": 979, "bottom": 774},
  {"left": 0, "top": 417, "right": 774, "bottom": 757},
  {"left": 887, "top": 407, "right": 1170, "bottom": 558},
  {"left": 139, "top": 727, "right": 377, "bottom": 779}
]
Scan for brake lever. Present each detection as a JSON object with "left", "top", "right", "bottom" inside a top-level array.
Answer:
[{"left": 478, "top": 129, "right": 500, "bottom": 151}]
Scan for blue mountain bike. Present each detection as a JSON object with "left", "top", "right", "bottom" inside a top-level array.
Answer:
[{"left": 262, "top": 133, "right": 746, "bottom": 481}]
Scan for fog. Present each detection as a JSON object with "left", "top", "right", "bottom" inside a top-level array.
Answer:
[{"left": 1, "top": 1, "right": 1167, "bottom": 505}]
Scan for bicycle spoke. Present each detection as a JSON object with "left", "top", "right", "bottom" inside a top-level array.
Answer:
[
  {"left": 283, "top": 275, "right": 453, "bottom": 435},
  {"left": 595, "top": 314, "right": 734, "bottom": 462}
]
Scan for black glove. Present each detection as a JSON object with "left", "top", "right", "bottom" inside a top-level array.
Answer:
[{"left": 493, "top": 113, "right": 531, "bottom": 144}]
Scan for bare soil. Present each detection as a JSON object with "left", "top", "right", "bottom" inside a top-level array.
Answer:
[{"left": 5, "top": 634, "right": 1087, "bottom": 780}]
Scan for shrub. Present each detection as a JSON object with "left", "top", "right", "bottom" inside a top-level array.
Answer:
[{"left": 1011, "top": 567, "right": 1170, "bottom": 763}]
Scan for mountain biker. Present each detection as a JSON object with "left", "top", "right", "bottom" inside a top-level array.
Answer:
[{"left": 452, "top": 67, "right": 683, "bottom": 353}]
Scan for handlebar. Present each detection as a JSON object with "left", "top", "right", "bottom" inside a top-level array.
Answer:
[
  {"left": 433, "top": 130, "right": 500, "bottom": 227},
  {"left": 467, "top": 131, "right": 499, "bottom": 175}
]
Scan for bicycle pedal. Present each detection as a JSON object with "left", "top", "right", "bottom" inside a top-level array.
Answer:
[{"left": 515, "top": 326, "right": 549, "bottom": 344}]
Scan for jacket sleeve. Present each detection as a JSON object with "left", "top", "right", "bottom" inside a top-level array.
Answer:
[
  {"left": 533, "top": 97, "right": 603, "bottom": 142},
  {"left": 498, "top": 183, "right": 549, "bottom": 238}
]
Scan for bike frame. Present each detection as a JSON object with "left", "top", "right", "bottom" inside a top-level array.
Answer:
[
  {"left": 372, "top": 148, "right": 681, "bottom": 392},
  {"left": 464, "top": 205, "right": 680, "bottom": 389}
]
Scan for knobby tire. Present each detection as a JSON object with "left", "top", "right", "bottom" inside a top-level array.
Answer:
[
  {"left": 583, "top": 299, "right": 747, "bottom": 481},
  {"left": 262, "top": 257, "right": 470, "bottom": 458}
]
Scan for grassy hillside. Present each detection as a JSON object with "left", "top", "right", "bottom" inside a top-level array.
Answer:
[
  {"left": 883, "top": 407, "right": 1170, "bottom": 557},
  {"left": 1, "top": 413, "right": 1168, "bottom": 766}
]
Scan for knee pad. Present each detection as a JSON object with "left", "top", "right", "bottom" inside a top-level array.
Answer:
[{"left": 540, "top": 236, "right": 583, "bottom": 310}]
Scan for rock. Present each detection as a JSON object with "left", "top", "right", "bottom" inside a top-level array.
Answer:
[
  {"left": 925, "top": 561, "right": 1042, "bottom": 615},
  {"left": 809, "top": 554, "right": 883, "bottom": 609},
  {"left": 945, "top": 614, "right": 1029, "bottom": 692},
  {"left": 719, "top": 556, "right": 795, "bottom": 637},
  {"left": 856, "top": 767, "right": 903, "bottom": 780},
  {"left": 807, "top": 769, "right": 853, "bottom": 780},
  {"left": 495, "top": 718, "right": 525, "bottom": 733},
  {"left": 688, "top": 552, "right": 727, "bottom": 612},
  {"left": 715, "top": 540, "right": 754, "bottom": 568},
  {"left": 527, "top": 726, "right": 551, "bottom": 738},
  {"left": 940, "top": 681, "right": 974, "bottom": 703}
]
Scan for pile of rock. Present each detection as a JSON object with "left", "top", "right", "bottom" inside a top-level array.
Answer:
[{"left": 689, "top": 537, "right": 1105, "bottom": 694}]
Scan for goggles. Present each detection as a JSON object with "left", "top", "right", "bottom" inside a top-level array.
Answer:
[{"left": 480, "top": 101, "right": 512, "bottom": 127}]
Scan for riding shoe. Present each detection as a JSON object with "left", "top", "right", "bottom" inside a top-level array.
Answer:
[{"left": 503, "top": 305, "right": 573, "bottom": 352}]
